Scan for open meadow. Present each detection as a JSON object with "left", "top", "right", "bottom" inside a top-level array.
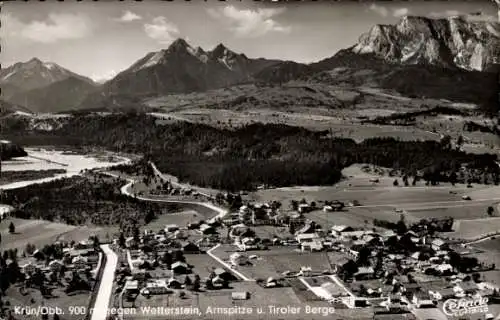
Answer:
[{"left": 0, "top": 218, "right": 117, "bottom": 251}]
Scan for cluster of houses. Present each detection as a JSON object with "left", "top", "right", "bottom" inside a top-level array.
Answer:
[
  {"left": 119, "top": 220, "right": 219, "bottom": 251},
  {"left": 20, "top": 239, "right": 100, "bottom": 288},
  {"left": 284, "top": 220, "right": 500, "bottom": 313},
  {"left": 116, "top": 219, "right": 240, "bottom": 300}
]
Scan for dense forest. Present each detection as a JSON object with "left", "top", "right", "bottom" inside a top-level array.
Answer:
[
  {"left": 364, "top": 106, "right": 467, "bottom": 126},
  {"left": 1, "top": 174, "right": 180, "bottom": 232},
  {"left": 2, "top": 113, "right": 498, "bottom": 191},
  {"left": 0, "top": 169, "right": 65, "bottom": 184}
]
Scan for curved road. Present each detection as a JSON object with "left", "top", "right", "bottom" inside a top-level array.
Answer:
[
  {"left": 90, "top": 171, "right": 229, "bottom": 320},
  {"left": 90, "top": 162, "right": 500, "bottom": 318}
]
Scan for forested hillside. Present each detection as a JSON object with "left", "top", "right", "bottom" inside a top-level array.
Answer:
[{"left": 2, "top": 113, "right": 498, "bottom": 191}]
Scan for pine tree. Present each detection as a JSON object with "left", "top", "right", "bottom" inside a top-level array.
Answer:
[{"left": 8, "top": 222, "right": 15, "bottom": 234}]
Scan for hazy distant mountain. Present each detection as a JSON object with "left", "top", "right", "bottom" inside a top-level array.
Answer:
[
  {"left": 0, "top": 58, "right": 97, "bottom": 113},
  {"left": 9, "top": 77, "right": 98, "bottom": 113},
  {"left": 0, "top": 58, "right": 94, "bottom": 92}
]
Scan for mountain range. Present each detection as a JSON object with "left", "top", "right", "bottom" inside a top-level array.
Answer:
[{"left": 1, "top": 15, "right": 498, "bottom": 114}]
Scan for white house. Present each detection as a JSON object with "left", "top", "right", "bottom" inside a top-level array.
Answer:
[
  {"left": 331, "top": 225, "right": 354, "bottom": 237},
  {"left": 296, "top": 232, "right": 320, "bottom": 244},
  {"left": 164, "top": 224, "right": 179, "bottom": 233},
  {"left": 431, "top": 239, "right": 447, "bottom": 251},
  {"left": 434, "top": 263, "right": 453, "bottom": 274},
  {"left": 49, "top": 260, "right": 64, "bottom": 272},
  {"left": 125, "top": 237, "right": 137, "bottom": 248},
  {"left": 22, "top": 262, "right": 37, "bottom": 275},
  {"left": 298, "top": 203, "right": 311, "bottom": 213},
  {"left": 230, "top": 253, "right": 248, "bottom": 266},
  {"left": 301, "top": 240, "right": 324, "bottom": 252},
  {"left": 72, "top": 256, "right": 88, "bottom": 269},
  {"left": 411, "top": 292, "right": 434, "bottom": 308}
]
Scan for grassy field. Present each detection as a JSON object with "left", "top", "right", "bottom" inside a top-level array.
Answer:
[
  {"left": 445, "top": 218, "right": 500, "bottom": 240},
  {"left": 407, "top": 203, "right": 498, "bottom": 220},
  {"left": 0, "top": 218, "right": 117, "bottom": 251},
  {"left": 209, "top": 246, "right": 345, "bottom": 280},
  {"left": 5, "top": 284, "right": 91, "bottom": 320},
  {"left": 142, "top": 210, "right": 204, "bottom": 232}
]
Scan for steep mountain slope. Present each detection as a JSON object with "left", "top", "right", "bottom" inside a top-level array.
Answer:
[
  {"left": 78, "top": 39, "right": 281, "bottom": 109},
  {"left": 8, "top": 77, "right": 98, "bottom": 113},
  {"left": 351, "top": 16, "right": 500, "bottom": 71},
  {"left": 307, "top": 48, "right": 499, "bottom": 113},
  {"left": 0, "top": 100, "right": 32, "bottom": 117}
]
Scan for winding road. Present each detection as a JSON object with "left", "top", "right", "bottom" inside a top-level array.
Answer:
[{"left": 89, "top": 167, "right": 230, "bottom": 319}]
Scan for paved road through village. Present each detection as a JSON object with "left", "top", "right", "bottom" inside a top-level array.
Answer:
[{"left": 91, "top": 244, "right": 118, "bottom": 320}]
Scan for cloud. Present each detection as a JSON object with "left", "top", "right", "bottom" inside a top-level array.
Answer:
[
  {"left": 1, "top": 13, "right": 92, "bottom": 43},
  {"left": 207, "top": 5, "right": 291, "bottom": 38},
  {"left": 429, "top": 10, "right": 461, "bottom": 18},
  {"left": 369, "top": 4, "right": 389, "bottom": 17},
  {"left": 369, "top": 4, "right": 411, "bottom": 18},
  {"left": 91, "top": 70, "right": 118, "bottom": 84},
  {"left": 428, "top": 10, "right": 497, "bottom": 22},
  {"left": 143, "top": 16, "right": 180, "bottom": 44},
  {"left": 116, "top": 10, "right": 142, "bottom": 22},
  {"left": 393, "top": 8, "right": 410, "bottom": 18}
]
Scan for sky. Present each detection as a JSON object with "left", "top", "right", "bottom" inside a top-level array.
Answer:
[{"left": 1, "top": 0, "right": 498, "bottom": 82}]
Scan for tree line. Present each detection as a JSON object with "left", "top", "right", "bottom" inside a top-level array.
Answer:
[
  {"left": 1, "top": 175, "right": 181, "bottom": 232},
  {"left": 2, "top": 113, "right": 498, "bottom": 192}
]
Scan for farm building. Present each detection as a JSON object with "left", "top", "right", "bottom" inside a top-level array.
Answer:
[
  {"left": 331, "top": 225, "right": 354, "bottom": 237},
  {"left": 174, "top": 230, "right": 187, "bottom": 239},
  {"left": 296, "top": 232, "right": 320, "bottom": 243},
  {"left": 22, "top": 262, "right": 37, "bottom": 275},
  {"left": 411, "top": 291, "right": 434, "bottom": 308},
  {"left": 164, "top": 224, "right": 179, "bottom": 233},
  {"left": 171, "top": 261, "right": 189, "bottom": 274},
  {"left": 125, "top": 237, "right": 137, "bottom": 248},
  {"left": 182, "top": 242, "right": 200, "bottom": 253},
  {"left": 48, "top": 260, "right": 64, "bottom": 272},
  {"left": 431, "top": 239, "right": 447, "bottom": 251},
  {"left": 72, "top": 256, "right": 88, "bottom": 269},
  {"left": 296, "top": 222, "right": 315, "bottom": 235},
  {"left": 211, "top": 276, "right": 225, "bottom": 288},
  {"left": 145, "top": 279, "right": 169, "bottom": 294},
  {"left": 232, "top": 291, "right": 250, "bottom": 300},
  {"left": 124, "top": 280, "right": 139, "bottom": 292},
  {"left": 354, "top": 267, "right": 374, "bottom": 280},
  {"left": 200, "top": 224, "right": 216, "bottom": 235},
  {"left": 301, "top": 240, "right": 323, "bottom": 252},
  {"left": 214, "top": 268, "right": 233, "bottom": 281},
  {"left": 167, "top": 278, "right": 182, "bottom": 289}
]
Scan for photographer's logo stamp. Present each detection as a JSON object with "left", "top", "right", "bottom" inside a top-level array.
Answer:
[{"left": 442, "top": 296, "right": 489, "bottom": 317}]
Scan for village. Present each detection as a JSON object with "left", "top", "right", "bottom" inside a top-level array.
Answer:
[
  {"left": 1, "top": 161, "right": 499, "bottom": 320},
  {"left": 97, "top": 180, "right": 500, "bottom": 320}
]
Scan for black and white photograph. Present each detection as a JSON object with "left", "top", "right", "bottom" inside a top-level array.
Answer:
[{"left": 0, "top": 0, "right": 500, "bottom": 319}]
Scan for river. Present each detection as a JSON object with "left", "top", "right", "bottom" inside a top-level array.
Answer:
[{"left": 0, "top": 148, "right": 131, "bottom": 213}]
